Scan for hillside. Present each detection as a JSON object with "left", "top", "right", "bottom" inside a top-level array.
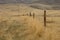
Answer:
[
  {"left": 0, "top": 0, "right": 60, "bottom": 10},
  {"left": 29, "top": 3, "right": 60, "bottom": 10},
  {"left": 0, "top": 0, "right": 60, "bottom": 5},
  {"left": 33, "top": 0, "right": 60, "bottom": 5},
  {"left": 0, "top": 4, "right": 60, "bottom": 40}
]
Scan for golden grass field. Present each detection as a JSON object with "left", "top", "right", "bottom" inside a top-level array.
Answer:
[{"left": 0, "top": 4, "right": 60, "bottom": 40}]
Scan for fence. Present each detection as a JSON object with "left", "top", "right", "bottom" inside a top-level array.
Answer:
[{"left": 13, "top": 10, "right": 60, "bottom": 27}]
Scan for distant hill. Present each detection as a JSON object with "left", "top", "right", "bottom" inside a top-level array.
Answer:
[
  {"left": 0, "top": 0, "right": 60, "bottom": 10},
  {"left": 0, "top": 0, "right": 60, "bottom": 5},
  {"left": 33, "top": 0, "right": 60, "bottom": 5}
]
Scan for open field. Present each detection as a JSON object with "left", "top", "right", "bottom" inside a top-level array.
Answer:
[{"left": 0, "top": 4, "right": 60, "bottom": 40}]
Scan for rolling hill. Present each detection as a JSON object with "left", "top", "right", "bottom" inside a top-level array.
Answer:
[
  {"left": 0, "top": 0, "right": 60, "bottom": 5},
  {"left": 0, "top": 0, "right": 60, "bottom": 10}
]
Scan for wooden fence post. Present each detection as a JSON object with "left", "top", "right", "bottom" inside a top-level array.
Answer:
[
  {"left": 33, "top": 13, "right": 35, "bottom": 18},
  {"left": 44, "top": 10, "right": 46, "bottom": 27},
  {"left": 30, "top": 12, "right": 32, "bottom": 16}
]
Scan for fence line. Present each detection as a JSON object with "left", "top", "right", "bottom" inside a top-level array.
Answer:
[{"left": 12, "top": 10, "right": 47, "bottom": 27}]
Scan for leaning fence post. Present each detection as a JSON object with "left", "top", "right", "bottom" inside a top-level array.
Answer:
[{"left": 44, "top": 10, "right": 46, "bottom": 27}]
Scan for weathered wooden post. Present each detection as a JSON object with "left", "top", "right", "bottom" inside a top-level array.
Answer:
[
  {"left": 33, "top": 13, "right": 35, "bottom": 18},
  {"left": 30, "top": 12, "right": 32, "bottom": 16},
  {"left": 44, "top": 10, "right": 46, "bottom": 27}
]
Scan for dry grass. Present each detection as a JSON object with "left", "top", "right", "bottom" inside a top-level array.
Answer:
[
  {"left": 0, "top": 16, "right": 44, "bottom": 40},
  {"left": 0, "top": 4, "right": 60, "bottom": 40}
]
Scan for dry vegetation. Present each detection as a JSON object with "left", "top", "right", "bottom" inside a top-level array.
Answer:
[{"left": 0, "top": 4, "right": 60, "bottom": 40}]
